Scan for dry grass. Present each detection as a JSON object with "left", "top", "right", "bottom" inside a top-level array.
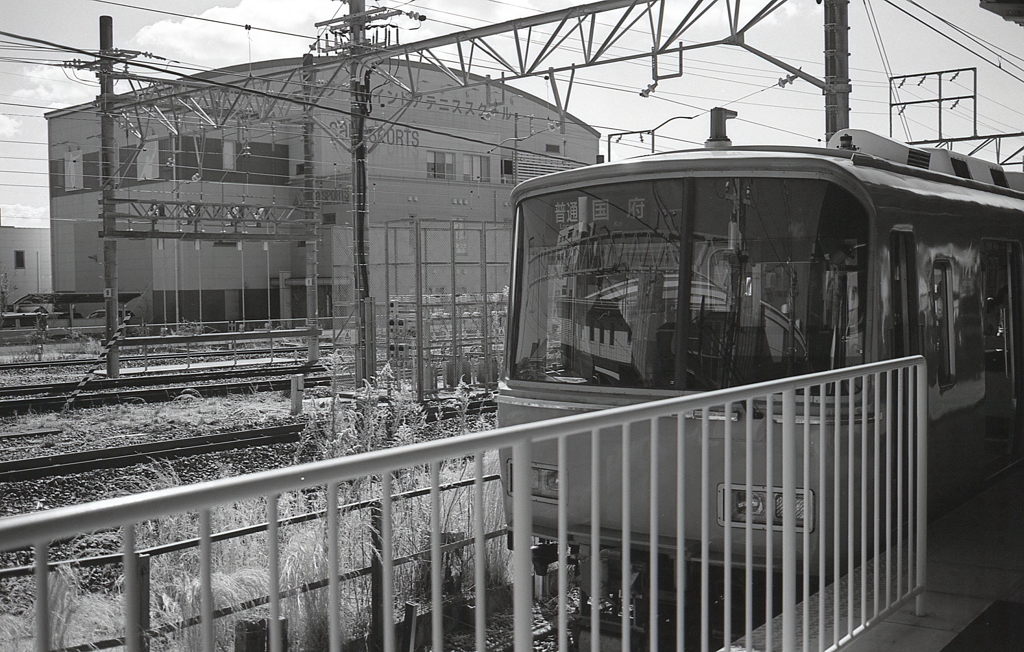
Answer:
[
  {"left": 0, "top": 369, "right": 510, "bottom": 652},
  {"left": 0, "top": 392, "right": 298, "bottom": 461}
]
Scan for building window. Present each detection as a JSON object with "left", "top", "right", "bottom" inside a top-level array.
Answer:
[
  {"left": 462, "top": 154, "right": 490, "bottom": 182},
  {"left": 427, "top": 151, "right": 455, "bottom": 180},
  {"left": 322, "top": 212, "right": 336, "bottom": 225},
  {"left": 545, "top": 143, "right": 561, "bottom": 154},
  {"left": 222, "top": 140, "right": 236, "bottom": 171},
  {"left": 64, "top": 151, "right": 83, "bottom": 190},
  {"left": 14, "top": 250, "right": 25, "bottom": 269},
  {"left": 138, "top": 143, "right": 158, "bottom": 180},
  {"left": 501, "top": 158, "right": 514, "bottom": 183}
]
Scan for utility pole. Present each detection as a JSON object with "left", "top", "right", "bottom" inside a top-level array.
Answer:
[
  {"left": 350, "top": 0, "right": 375, "bottom": 385},
  {"left": 99, "top": 16, "right": 119, "bottom": 378},
  {"left": 824, "top": 0, "right": 851, "bottom": 140},
  {"left": 302, "top": 52, "right": 320, "bottom": 364}
]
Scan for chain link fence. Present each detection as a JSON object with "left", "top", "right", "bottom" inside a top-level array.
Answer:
[{"left": 331, "top": 219, "right": 510, "bottom": 397}]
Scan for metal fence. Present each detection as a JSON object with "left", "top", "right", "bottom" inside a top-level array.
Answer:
[
  {"left": 0, "top": 356, "right": 927, "bottom": 652},
  {"left": 331, "top": 219, "right": 510, "bottom": 397}
]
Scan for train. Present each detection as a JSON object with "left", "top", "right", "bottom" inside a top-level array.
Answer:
[{"left": 496, "top": 122, "right": 1024, "bottom": 647}]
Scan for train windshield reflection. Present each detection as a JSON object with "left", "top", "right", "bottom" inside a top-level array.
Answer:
[{"left": 510, "top": 177, "right": 869, "bottom": 390}]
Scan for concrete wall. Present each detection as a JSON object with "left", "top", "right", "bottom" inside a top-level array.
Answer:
[{"left": 0, "top": 225, "right": 51, "bottom": 308}]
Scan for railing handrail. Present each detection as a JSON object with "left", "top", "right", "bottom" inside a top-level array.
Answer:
[
  {"left": 0, "top": 355, "right": 925, "bottom": 552},
  {"left": 0, "top": 474, "right": 503, "bottom": 579}
]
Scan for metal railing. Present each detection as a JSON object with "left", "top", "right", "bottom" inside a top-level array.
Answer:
[{"left": 0, "top": 357, "right": 927, "bottom": 652}]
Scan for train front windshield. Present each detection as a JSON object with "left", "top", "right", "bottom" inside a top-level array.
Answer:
[{"left": 509, "top": 177, "right": 869, "bottom": 390}]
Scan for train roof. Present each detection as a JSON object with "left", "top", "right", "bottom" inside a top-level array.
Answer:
[{"left": 510, "top": 132, "right": 1024, "bottom": 214}]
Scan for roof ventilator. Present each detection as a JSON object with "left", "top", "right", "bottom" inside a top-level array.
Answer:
[{"left": 705, "top": 107, "right": 738, "bottom": 149}]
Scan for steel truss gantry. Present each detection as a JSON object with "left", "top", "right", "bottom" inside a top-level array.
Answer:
[{"left": 84, "top": 0, "right": 846, "bottom": 381}]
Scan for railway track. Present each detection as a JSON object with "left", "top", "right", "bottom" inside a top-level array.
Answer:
[
  {"left": 0, "top": 395, "right": 495, "bottom": 481},
  {"left": 0, "top": 424, "right": 307, "bottom": 482},
  {"left": 0, "top": 363, "right": 328, "bottom": 415},
  {"left": 0, "top": 344, "right": 317, "bottom": 372},
  {"left": 0, "top": 361, "right": 323, "bottom": 396}
]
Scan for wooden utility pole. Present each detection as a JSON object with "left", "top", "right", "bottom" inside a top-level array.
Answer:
[{"left": 98, "top": 16, "right": 119, "bottom": 378}]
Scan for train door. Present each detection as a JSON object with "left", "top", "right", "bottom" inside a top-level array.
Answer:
[
  {"left": 889, "top": 230, "right": 920, "bottom": 357},
  {"left": 981, "top": 239, "right": 1024, "bottom": 471}
]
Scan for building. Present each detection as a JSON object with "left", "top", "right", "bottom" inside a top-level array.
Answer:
[
  {"left": 0, "top": 224, "right": 51, "bottom": 311},
  {"left": 45, "top": 58, "right": 601, "bottom": 326}
]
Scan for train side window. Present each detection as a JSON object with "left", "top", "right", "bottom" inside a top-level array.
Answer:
[{"left": 932, "top": 259, "right": 955, "bottom": 388}]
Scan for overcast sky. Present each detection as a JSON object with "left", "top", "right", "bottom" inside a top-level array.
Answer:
[{"left": 2, "top": 0, "right": 1023, "bottom": 228}]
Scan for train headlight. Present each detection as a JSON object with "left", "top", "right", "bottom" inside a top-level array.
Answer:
[
  {"left": 505, "top": 462, "right": 559, "bottom": 501},
  {"left": 531, "top": 466, "right": 559, "bottom": 500},
  {"left": 718, "top": 484, "right": 814, "bottom": 532}
]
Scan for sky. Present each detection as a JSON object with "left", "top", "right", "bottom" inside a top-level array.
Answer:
[{"left": 2, "top": 0, "right": 1023, "bottom": 229}]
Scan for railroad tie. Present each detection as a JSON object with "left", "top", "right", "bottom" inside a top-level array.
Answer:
[{"left": 63, "top": 312, "right": 133, "bottom": 411}]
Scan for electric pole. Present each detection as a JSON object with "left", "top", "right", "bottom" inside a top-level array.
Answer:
[
  {"left": 99, "top": 16, "right": 120, "bottom": 378},
  {"left": 824, "top": 0, "right": 852, "bottom": 140},
  {"left": 302, "top": 52, "right": 320, "bottom": 364},
  {"left": 349, "top": 0, "right": 374, "bottom": 385}
]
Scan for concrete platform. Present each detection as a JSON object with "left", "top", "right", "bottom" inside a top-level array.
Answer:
[{"left": 840, "top": 464, "right": 1024, "bottom": 652}]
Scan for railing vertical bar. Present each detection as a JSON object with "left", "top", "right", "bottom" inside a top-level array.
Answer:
[
  {"left": 431, "top": 460, "right": 443, "bottom": 652},
  {"left": 848, "top": 377, "right": 855, "bottom": 638},
  {"left": 622, "top": 422, "right": 632, "bottom": 652},
  {"left": 268, "top": 495, "right": 281, "bottom": 652},
  {"left": 781, "top": 388, "right": 796, "bottom": 652},
  {"left": 328, "top": 482, "right": 341, "bottom": 652},
  {"left": 818, "top": 383, "right": 827, "bottom": 652},
  {"left": 802, "top": 386, "right": 810, "bottom": 652},
  {"left": 745, "top": 398, "right": 754, "bottom": 652},
  {"left": 34, "top": 541, "right": 49, "bottom": 652},
  {"left": 591, "top": 428, "right": 601, "bottom": 652},
  {"left": 897, "top": 368, "right": 905, "bottom": 600},
  {"left": 885, "top": 370, "right": 893, "bottom": 610},
  {"left": 382, "top": 472, "right": 395, "bottom": 652},
  {"left": 558, "top": 437, "right": 569, "bottom": 652},
  {"left": 649, "top": 418, "right": 660, "bottom": 652},
  {"left": 124, "top": 523, "right": 140, "bottom": 652},
  {"left": 765, "top": 394, "right": 774, "bottom": 652},
  {"left": 915, "top": 361, "right": 929, "bottom": 616},
  {"left": 861, "top": 374, "right": 869, "bottom": 629},
  {"left": 701, "top": 408, "right": 710, "bottom": 652},
  {"left": 723, "top": 402, "right": 733, "bottom": 652},
  {"left": 677, "top": 414, "right": 687, "bottom": 652},
  {"left": 512, "top": 442, "right": 533, "bottom": 652},
  {"left": 907, "top": 367, "right": 916, "bottom": 603},
  {"left": 873, "top": 372, "right": 881, "bottom": 620},
  {"left": 200, "top": 507, "right": 214, "bottom": 652},
  {"left": 477, "top": 454, "right": 489, "bottom": 652},
  {"left": 833, "top": 382, "right": 841, "bottom": 647}
]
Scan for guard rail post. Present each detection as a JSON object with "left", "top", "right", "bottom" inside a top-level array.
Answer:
[
  {"left": 915, "top": 361, "right": 929, "bottom": 617},
  {"left": 290, "top": 375, "right": 304, "bottom": 415},
  {"left": 123, "top": 546, "right": 150, "bottom": 652},
  {"left": 369, "top": 499, "right": 384, "bottom": 652}
]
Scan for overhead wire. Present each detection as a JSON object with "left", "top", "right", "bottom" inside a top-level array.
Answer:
[
  {"left": 862, "top": 0, "right": 912, "bottom": 140},
  {"left": 87, "top": 0, "right": 316, "bottom": 40},
  {"left": 880, "top": 0, "right": 1024, "bottom": 86}
]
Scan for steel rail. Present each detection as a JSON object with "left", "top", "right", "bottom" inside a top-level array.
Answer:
[
  {"left": 0, "top": 374, "right": 333, "bottom": 416},
  {"left": 0, "top": 424, "right": 307, "bottom": 482},
  {"left": 0, "top": 362, "right": 324, "bottom": 397},
  {"left": 0, "top": 344, "right": 311, "bottom": 371}
]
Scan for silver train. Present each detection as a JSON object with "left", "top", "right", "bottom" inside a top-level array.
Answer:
[{"left": 496, "top": 127, "right": 1024, "bottom": 646}]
